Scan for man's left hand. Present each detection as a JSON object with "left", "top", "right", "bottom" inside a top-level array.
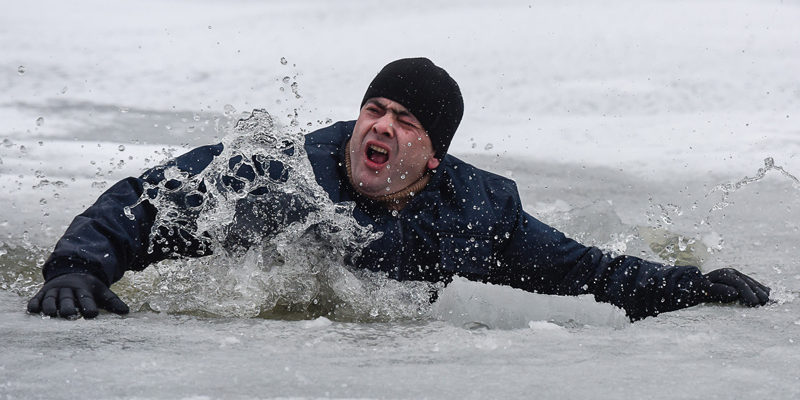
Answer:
[{"left": 702, "top": 268, "right": 770, "bottom": 306}]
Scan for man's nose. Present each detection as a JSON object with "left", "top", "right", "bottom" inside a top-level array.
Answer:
[{"left": 373, "top": 114, "right": 396, "bottom": 138}]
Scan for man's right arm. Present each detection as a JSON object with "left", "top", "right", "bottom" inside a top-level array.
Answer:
[{"left": 28, "top": 144, "right": 224, "bottom": 318}]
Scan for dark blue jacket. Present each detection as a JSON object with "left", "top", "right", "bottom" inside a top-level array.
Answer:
[{"left": 43, "top": 121, "right": 709, "bottom": 320}]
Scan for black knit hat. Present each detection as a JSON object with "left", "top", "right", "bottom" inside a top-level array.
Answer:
[{"left": 361, "top": 58, "right": 463, "bottom": 160}]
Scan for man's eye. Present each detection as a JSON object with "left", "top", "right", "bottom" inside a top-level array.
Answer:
[{"left": 366, "top": 107, "right": 380, "bottom": 114}]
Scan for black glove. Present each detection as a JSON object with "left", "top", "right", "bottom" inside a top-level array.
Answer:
[
  {"left": 702, "top": 268, "right": 770, "bottom": 306},
  {"left": 27, "top": 273, "right": 129, "bottom": 319}
]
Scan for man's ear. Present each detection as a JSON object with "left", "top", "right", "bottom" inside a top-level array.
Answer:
[{"left": 427, "top": 158, "right": 440, "bottom": 170}]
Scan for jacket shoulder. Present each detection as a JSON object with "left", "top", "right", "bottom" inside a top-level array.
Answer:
[
  {"left": 439, "top": 154, "right": 519, "bottom": 196},
  {"left": 303, "top": 121, "right": 355, "bottom": 151},
  {"left": 424, "top": 155, "right": 523, "bottom": 237}
]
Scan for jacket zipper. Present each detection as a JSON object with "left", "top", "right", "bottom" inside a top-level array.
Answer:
[{"left": 394, "top": 215, "right": 405, "bottom": 276}]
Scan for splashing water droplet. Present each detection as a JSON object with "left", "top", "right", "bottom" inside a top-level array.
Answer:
[
  {"left": 223, "top": 104, "right": 236, "bottom": 117},
  {"left": 291, "top": 82, "right": 301, "bottom": 99},
  {"left": 280, "top": 57, "right": 288, "bottom": 65},
  {"left": 118, "top": 145, "right": 126, "bottom": 152},
  {"left": 17, "top": 66, "right": 25, "bottom": 75},
  {"left": 484, "top": 143, "right": 494, "bottom": 150},
  {"left": 35, "top": 117, "right": 44, "bottom": 126},
  {"left": 282, "top": 76, "right": 291, "bottom": 84}
]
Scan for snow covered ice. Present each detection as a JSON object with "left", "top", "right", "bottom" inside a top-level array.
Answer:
[{"left": 2, "top": 0, "right": 799, "bottom": 399}]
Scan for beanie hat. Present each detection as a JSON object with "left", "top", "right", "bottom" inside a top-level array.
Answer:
[{"left": 361, "top": 58, "right": 463, "bottom": 160}]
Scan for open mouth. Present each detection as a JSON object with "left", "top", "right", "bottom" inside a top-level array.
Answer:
[{"left": 365, "top": 142, "right": 390, "bottom": 167}]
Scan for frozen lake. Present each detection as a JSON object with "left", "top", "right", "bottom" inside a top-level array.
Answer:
[{"left": 2, "top": 0, "right": 799, "bottom": 398}]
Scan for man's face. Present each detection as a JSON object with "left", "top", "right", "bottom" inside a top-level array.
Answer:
[{"left": 349, "top": 97, "right": 440, "bottom": 197}]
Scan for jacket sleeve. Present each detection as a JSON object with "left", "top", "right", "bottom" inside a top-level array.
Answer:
[
  {"left": 492, "top": 193, "right": 708, "bottom": 321},
  {"left": 41, "top": 144, "right": 225, "bottom": 286}
]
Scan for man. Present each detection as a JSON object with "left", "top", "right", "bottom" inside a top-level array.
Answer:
[{"left": 27, "top": 58, "right": 770, "bottom": 321}]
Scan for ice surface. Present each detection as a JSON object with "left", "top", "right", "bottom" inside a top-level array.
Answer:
[
  {"left": 433, "top": 276, "right": 630, "bottom": 329},
  {"left": 2, "top": 0, "right": 800, "bottom": 399}
]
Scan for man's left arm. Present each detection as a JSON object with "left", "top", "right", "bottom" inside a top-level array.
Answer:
[{"left": 492, "top": 208, "right": 769, "bottom": 321}]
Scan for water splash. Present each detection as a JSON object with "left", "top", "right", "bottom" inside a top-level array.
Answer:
[
  {"left": 643, "top": 157, "right": 799, "bottom": 266},
  {"left": 708, "top": 157, "right": 800, "bottom": 213},
  {"left": 117, "top": 109, "right": 435, "bottom": 321}
]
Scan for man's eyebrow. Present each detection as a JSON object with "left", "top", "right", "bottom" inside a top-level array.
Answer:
[{"left": 366, "top": 99, "right": 414, "bottom": 118}]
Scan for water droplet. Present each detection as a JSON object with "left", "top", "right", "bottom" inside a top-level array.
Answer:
[
  {"left": 291, "top": 82, "right": 301, "bottom": 98},
  {"left": 17, "top": 66, "right": 25, "bottom": 75},
  {"left": 118, "top": 145, "right": 126, "bottom": 152},
  {"left": 407, "top": 142, "right": 412, "bottom": 147},
  {"left": 60, "top": 86, "right": 68, "bottom": 94},
  {"left": 123, "top": 206, "right": 135, "bottom": 220},
  {"left": 208, "top": 25, "right": 212, "bottom": 29},
  {"left": 400, "top": 174, "right": 406, "bottom": 180},
  {"left": 35, "top": 117, "right": 44, "bottom": 126},
  {"left": 484, "top": 143, "right": 494, "bottom": 150},
  {"left": 386, "top": 177, "right": 392, "bottom": 183},
  {"left": 280, "top": 57, "right": 288, "bottom": 65},
  {"left": 282, "top": 76, "right": 291, "bottom": 84},
  {"left": 39, "top": 198, "right": 47, "bottom": 205},
  {"left": 223, "top": 104, "right": 236, "bottom": 117}
]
